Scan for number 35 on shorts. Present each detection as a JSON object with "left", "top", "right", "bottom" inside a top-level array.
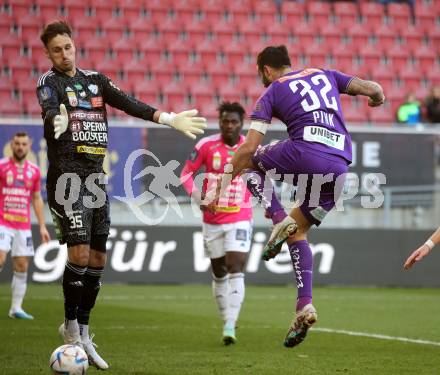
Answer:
[{"left": 68, "top": 213, "right": 83, "bottom": 229}]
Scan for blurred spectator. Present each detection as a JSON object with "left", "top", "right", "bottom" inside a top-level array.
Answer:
[
  {"left": 397, "top": 93, "right": 421, "bottom": 125},
  {"left": 425, "top": 86, "right": 440, "bottom": 124}
]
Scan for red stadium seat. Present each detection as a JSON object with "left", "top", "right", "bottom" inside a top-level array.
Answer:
[
  {"left": 0, "top": 13, "right": 14, "bottom": 36},
  {"left": 177, "top": 59, "right": 205, "bottom": 86},
  {"left": 116, "top": 0, "right": 142, "bottom": 20},
  {"left": 387, "top": 3, "right": 411, "bottom": 28},
  {"left": 246, "top": 84, "right": 264, "bottom": 104},
  {"left": 38, "top": 0, "right": 61, "bottom": 23},
  {"left": 319, "top": 23, "right": 344, "bottom": 48},
  {"left": 347, "top": 22, "right": 371, "bottom": 46},
  {"left": 10, "top": 0, "right": 30, "bottom": 18},
  {"left": 238, "top": 19, "right": 262, "bottom": 45},
  {"left": 160, "top": 17, "right": 184, "bottom": 42},
  {"left": 112, "top": 37, "right": 137, "bottom": 65},
  {"left": 360, "top": 2, "right": 384, "bottom": 26},
  {"left": 342, "top": 101, "right": 368, "bottom": 124},
  {"left": 333, "top": 1, "right": 360, "bottom": 25},
  {"left": 332, "top": 43, "right": 356, "bottom": 72},
  {"left": 425, "top": 65, "right": 440, "bottom": 86},
  {"left": 399, "top": 25, "right": 423, "bottom": 51},
  {"left": 149, "top": 60, "right": 176, "bottom": 84},
  {"left": 130, "top": 16, "right": 156, "bottom": 41},
  {"left": 18, "top": 14, "right": 44, "bottom": 40},
  {"left": 426, "top": 27, "right": 440, "bottom": 49},
  {"left": 221, "top": 41, "right": 246, "bottom": 67},
  {"left": 91, "top": 0, "right": 114, "bottom": 20},
  {"left": 374, "top": 23, "right": 398, "bottom": 50},
  {"left": 233, "top": 62, "right": 258, "bottom": 87},
  {"left": 137, "top": 38, "right": 164, "bottom": 63},
  {"left": 415, "top": 1, "right": 437, "bottom": 33},
  {"left": 190, "top": 81, "right": 215, "bottom": 108},
  {"left": 133, "top": 80, "right": 161, "bottom": 106},
  {"left": 185, "top": 19, "right": 210, "bottom": 44},
  {"left": 63, "top": 0, "right": 87, "bottom": 19},
  {"left": 173, "top": 0, "right": 198, "bottom": 24},
  {"left": 370, "top": 65, "right": 395, "bottom": 88},
  {"left": 167, "top": 39, "right": 194, "bottom": 65},
  {"left": 281, "top": 0, "right": 305, "bottom": 25},
  {"left": 264, "top": 20, "right": 290, "bottom": 45},
  {"left": 306, "top": 1, "right": 331, "bottom": 25},
  {"left": 205, "top": 61, "right": 231, "bottom": 87},
  {"left": 216, "top": 82, "right": 244, "bottom": 103},
  {"left": 225, "top": 0, "right": 252, "bottom": 24},
  {"left": 95, "top": 59, "right": 121, "bottom": 80},
  {"left": 125, "top": 58, "right": 149, "bottom": 83},
  {"left": 303, "top": 42, "right": 331, "bottom": 68},
  {"left": 414, "top": 45, "right": 437, "bottom": 72},
  {"left": 145, "top": 0, "right": 171, "bottom": 20},
  {"left": 8, "top": 56, "right": 34, "bottom": 83},
  {"left": 196, "top": 39, "right": 220, "bottom": 65},
  {"left": 292, "top": 21, "right": 316, "bottom": 46},
  {"left": 398, "top": 65, "right": 422, "bottom": 92},
  {"left": 368, "top": 103, "right": 395, "bottom": 124},
  {"left": 83, "top": 37, "right": 110, "bottom": 62},
  {"left": 386, "top": 45, "right": 410, "bottom": 71},
  {"left": 211, "top": 19, "right": 236, "bottom": 45},
  {"left": 359, "top": 44, "right": 382, "bottom": 68},
  {"left": 22, "top": 89, "right": 40, "bottom": 117},
  {"left": 199, "top": 101, "right": 218, "bottom": 119},
  {"left": 163, "top": 81, "right": 187, "bottom": 107},
  {"left": 102, "top": 17, "right": 128, "bottom": 42},
  {"left": 0, "top": 34, "right": 22, "bottom": 62},
  {"left": 253, "top": 0, "right": 277, "bottom": 24}
]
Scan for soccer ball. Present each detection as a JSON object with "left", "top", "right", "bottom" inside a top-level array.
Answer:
[{"left": 49, "top": 344, "right": 89, "bottom": 374}]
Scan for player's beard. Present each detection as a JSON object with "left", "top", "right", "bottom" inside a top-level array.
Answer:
[{"left": 13, "top": 150, "right": 26, "bottom": 162}]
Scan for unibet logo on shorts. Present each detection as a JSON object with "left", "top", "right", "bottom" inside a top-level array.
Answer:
[{"left": 76, "top": 146, "right": 106, "bottom": 155}]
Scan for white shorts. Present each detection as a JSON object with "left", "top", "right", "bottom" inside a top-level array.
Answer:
[
  {"left": 202, "top": 220, "right": 252, "bottom": 259},
  {"left": 0, "top": 225, "right": 34, "bottom": 257}
]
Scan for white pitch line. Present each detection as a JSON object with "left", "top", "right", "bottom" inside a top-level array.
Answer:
[{"left": 313, "top": 327, "right": 440, "bottom": 347}]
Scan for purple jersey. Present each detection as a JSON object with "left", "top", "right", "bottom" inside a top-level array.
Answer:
[{"left": 251, "top": 68, "right": 354, "bottom": 164}]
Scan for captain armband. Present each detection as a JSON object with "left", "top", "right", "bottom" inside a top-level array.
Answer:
[{"left": 249, "top": 121, "right": 269, "bottom": 135}]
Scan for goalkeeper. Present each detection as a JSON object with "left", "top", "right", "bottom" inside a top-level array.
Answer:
[{"left": 36, "top": 20, "right": 207, "bottom": 370}]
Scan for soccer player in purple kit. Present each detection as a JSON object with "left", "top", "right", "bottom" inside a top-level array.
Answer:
[{"left": 210, "top": 45, "right": 385, "bottom": 348}]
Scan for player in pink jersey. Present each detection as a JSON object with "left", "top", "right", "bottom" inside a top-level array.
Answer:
[
  {"left": 0, "top": 132, "right": 50, "bottom": 319},
  {"left": 180, "top": 102, "right": 253, "bottom": 345}
]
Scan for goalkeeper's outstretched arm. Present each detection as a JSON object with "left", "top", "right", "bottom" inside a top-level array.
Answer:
[{"left": 404, "top": 226, "right": 440, "bottom": 269}]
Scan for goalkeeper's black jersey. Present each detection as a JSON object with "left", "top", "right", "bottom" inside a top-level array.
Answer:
[{"left": 36, "top": 67, "right": 157, "bottom": 175}]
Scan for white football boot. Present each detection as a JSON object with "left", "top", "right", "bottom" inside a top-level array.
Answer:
[
  {"left": 284, "top": 304, "right": 317, "bottom": 348},
  {"left": 262, "top": 216, "right": 298, "bottom": 261},
  {"left": 59, "top": 321, "right": 81, "bottom": 345},
  {"left": 82, "top": 333, "right": 109, "bottom": 370}
]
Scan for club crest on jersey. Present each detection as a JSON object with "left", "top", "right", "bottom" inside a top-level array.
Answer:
[
  {"left": 67, "top": 91, "right": 78, "bottom": 107},
  {"left": 74, "top": 83, "right": 83, "bottom": 90},
  {"left": 91, "top": 97, "right": 103, "bottom": 107},
  {"left": 88, "top": 84, "right": 98, "bottom": 95},
  {"left": 79, "top": 90, "right": 87, "bottom": 98},
  {"left": 38, "top": 86, "right": 52, "bottom": 102},
  {"left": 212, "top": 151, "right": 221, "bottom": 170},
  {"left": 6, "top": 171, "right": 13, "bottom": 185},
  {"left": 26, "top": 169, "right": 33, "bottom": 179}
]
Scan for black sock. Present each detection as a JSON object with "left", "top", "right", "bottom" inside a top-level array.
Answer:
[
  {"left": 62, "top": 262, "right": 87, "bottom": 320},
  {"left": 77, "top": 266, "right": 104, "bottom": 326}
]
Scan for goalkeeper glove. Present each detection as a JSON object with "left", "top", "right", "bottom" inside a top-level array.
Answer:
[
  {"left": 53, "top": 104, "right": 68, "bottom": 139},
  {"left": 159, "top": 109, "right": 207, "bottom": 140}
]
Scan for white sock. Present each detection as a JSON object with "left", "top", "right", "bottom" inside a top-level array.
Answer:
[
  {"left": 11, "top": 271, "right": 27, "bottom": 313},
  {"left": 212, "top": 274, "right": 229, "bottom": 322},
  {"left": 225, "top": 273, "right": 245, "bottom": 329},
  {"left": 79, "top": 324, "right": 89, "bottom": 340}
]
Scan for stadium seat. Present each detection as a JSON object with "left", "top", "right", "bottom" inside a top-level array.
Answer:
[
  {"left": 216, "top": 82, "right": 244, "bottom": 103},
  {"left": 83, "top": 37, "right": 110, "bottom": 62},
  {"left": 264, "top": 20, "right": 290, "bottom": 45},
  {"left": 368, "top": 103, "right": 395, "bottom": 124},
  {"left": 359, "top": 44, "right": 382, "bottom": 68},
  {"left": 221, "top": 41, "right": 246, "bottom": 67},
  {"left": 238, "top": 19, "right": 263, "bottom": 45},
  {"left": 163, "top": 81, "right": 187, "bottom": 107},
  {"left": 116, "top": 0, "right": 142, "bottom": 20},
  {"left": 233, "top": 61, "right": 258, "bottom": 87},
  {"left": 246, "top": 84, "right": 264, "bottom": 104},
  {"left": 133, "top": 79, "right": 161, "bottom": 105},
  {"left": 360, "top": 2, "right": 384, "bottom": 26},
  {"left": 145, "top": 0, "right": 170, "bottom": 20},
  {"left": 205, "top": 61, "right": 231, "bottom": 87},
  {"left": 386, "top": 44, "right": 410, "bottom": 71},
  {"left": 0, "top": 13, "right": 14, "bottom": 36},
  {"left": 332, "top": 43, "right": 356, "bottom": 72},
  {"left": 397, "top": 65, "right": 421, "bottom": 92},
  {"left": 38, "top": 0, "right": 60, "bottom": 22},
  {"left": 124, "top": 58, "right": 149, "bottom": 82},
  {"left": 91, "top": 0, "right": 114, "bottom": 20},
  {"left": 18, "top": 14, "right": 44, "bottom": 40},
  {"left": 0, "top": 34, "right": 23, "bottom": 62},
  {"left": 319, "top": 22, "right": 344, "bottom": 47},
  {"left": 9, "top": 0, "right": 31, "bottom": 19},
  {"left": 414, "top": 45, "right": 437, "bottom": 72},
  {"left": 167, "top": 39, "right": 194, "bottom": 64},
  {"left": 199, "top": 101, "right": 219, "bottom": 119},
  {"left": 95, "top": 59, "right": 121, "bottom": 80},
  {"left": 387, "top": 3, "right": 411, "bottom": 28},
  {"left": 374, "top": 23, "right": 398, "bottom": 50},
  {"left": 292, "top": 21, "right": 316, "bottom": 46},
  {"left": 281, "top": 0, "right": 305, "bottom": 25},
  {"left": 304, "top": 42, "right": 331, "bottom": 68},
  {"left": 347, "top": 22, "right": 371, "bottom": 46},
  {"left": 185, "top": 19, "right": 210, "bottom": 44},
  {"left": 149, "top": 60, "right": 176, "bottom": 83},
  {"left": 160, "top": 17, "right": 185, "bottom": 42},
  {"left": 253, "top": 0, "right": 277, "bottom": 24},
  {"left": 102, "top": 17, "right": 128, "bottom": 42},
  {"left": 211, "top": 19, "right": 236, "bottom": 45},
  {"left": 21, "top": 88, "right": 40, "bottom": 117},
  {"left": 425, "top": 65, "right": 440, "bottom": 86},
  {"left": 224, "top": 0, "right": 252, "bottom": 24},
  {"left": 370, "top": 65, "right": 395, "bottom": 88},
  {"left": 426, "top": 27, "right": 440, "bottom": 48},
  {"left": 190, "top": 81, "right": 215, "bottom": 108},
  {"left": 333, "top": 1, "right": 360, "bottom": 25},
  {"left": 196, "top": 39, "right": 220, "bottom": 65},
  {"left": 306, "top": 1, "right": 331, "bottom": 25},
  {"left": 177, "top": 59, "right": 205, "bottom": 86},
  {"left": 112, "top": 37, "right": 137, "bottom": 65},
  {"left": 414, "top": 1, "right": 437, "bottom": 32},
  {"left": 342, "top": 102, "right": 368, "bottom": 124},
  {"left": 399, "top": 25, "right": 424, "bottom": 51},
  {"left": 137, "top": 37, "right": 164, "bottom": 63},
  {"left": 129, "top": 15, "right": 156, "bottom": 41},
  {"left": 173, "top": 0, "right": 198, "bottom": 24},
  {"left": 63, "top": 0, "right": 87, "bottom": 19}
]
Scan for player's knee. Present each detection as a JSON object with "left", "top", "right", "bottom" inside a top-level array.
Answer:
[
  {"left": 67, "top": 244, "right": 90, "bottom": 266},
  {"left": 89, "top": 250, "right": 107, "bottom": 268},
  {"left": 13, "top": 262, "right": 28, "bottom": 273}
]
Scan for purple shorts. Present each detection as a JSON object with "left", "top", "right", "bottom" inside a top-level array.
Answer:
[{"left": 252, "top": 139, "right": 349, "bottom": 226}]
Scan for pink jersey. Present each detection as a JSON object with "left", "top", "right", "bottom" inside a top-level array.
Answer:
[
  {"left": 0, "top": 158, "right": 41, "bottom": 230},
  {"left": 181, "top": 133, "right": 252, "bottom": 225}
]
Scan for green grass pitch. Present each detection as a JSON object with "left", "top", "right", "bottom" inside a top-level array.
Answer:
[{"left": 1, "top": 284, "right": 439, "bottom": 375}]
